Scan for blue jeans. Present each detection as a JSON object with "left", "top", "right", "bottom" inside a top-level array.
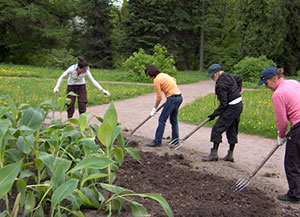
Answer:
[{"left": 153, "top": 95, "right": 183, "bottom": 145}]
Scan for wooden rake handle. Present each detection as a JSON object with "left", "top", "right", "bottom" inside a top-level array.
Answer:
[
  {"left": 182, "top": 118, "right": 210, "bottom": 141},
  {"left": 249, "top": 143, "right": 281, "bottom": 179},
  {"left": 130, "top": 102, "right": 166, "bottom": 135}
]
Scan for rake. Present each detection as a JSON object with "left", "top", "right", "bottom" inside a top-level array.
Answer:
[
  {"left": 232, "top": 142, "right": 282, "bottom": 192},
  {"left": 125, "top": 102, "right": 166, "bottom": 146},
  {"left": 168, "top": 118, "right": 210, "bottom": 150}
]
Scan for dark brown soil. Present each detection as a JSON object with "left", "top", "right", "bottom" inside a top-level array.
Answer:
[{"left": 108, "top": 150, "right": 298, "bottom": 217}]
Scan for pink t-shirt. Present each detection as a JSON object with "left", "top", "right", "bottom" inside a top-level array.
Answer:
[{"left": 272, "top": 78, "right": 300, "bottom": 137}]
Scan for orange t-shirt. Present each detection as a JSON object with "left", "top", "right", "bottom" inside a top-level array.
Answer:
[{"left": 153, "top": 73, "right": 180, "bottom": 100}]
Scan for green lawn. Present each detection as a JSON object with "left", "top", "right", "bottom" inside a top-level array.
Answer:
[
  {"left": 178, "top": 89, "right": 279, "bottom": 139},
  {"left": 0, "top": 63, "right": 208, "bottom": 84},
  {"left": 0, "top": 76, "right": 154, "bottom": 107}
]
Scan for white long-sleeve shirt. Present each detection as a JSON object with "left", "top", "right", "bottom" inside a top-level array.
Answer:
[{"left": 54, "top": 64, "right": 103, "bottom": 91}]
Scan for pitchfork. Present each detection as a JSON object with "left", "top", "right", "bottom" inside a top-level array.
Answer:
[
  {"left": 125, "top": 102, "right": 166, "bottom": 146},
  {"left": 168, "top": 118, "right": 210, "bottom": 150},
  {"left": 232, "top": 142, "right": 282, "bottom": 192}
]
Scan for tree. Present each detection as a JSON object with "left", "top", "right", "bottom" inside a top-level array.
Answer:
[
  {"left": 238, "top": 0, "right": 287, "bottom": 69},
  {"left": 0, "top": 0, "right": 76, "bottom": 64},
  {"left": 279, "top": 0, "right": 300, "bottom": 74},
  {"left": 81, "top": 0, "right": 114, "bottom": 68}
]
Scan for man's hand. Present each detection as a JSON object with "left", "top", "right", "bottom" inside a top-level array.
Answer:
[
  {"left": 277, "top": 136, "right": 287, "bottom": 146},
  {"left": 208, "top": 114, "right": 216, "bottom": 121},
  {"left": 150, "top": 108, "right": 157, "bottom": 116}
]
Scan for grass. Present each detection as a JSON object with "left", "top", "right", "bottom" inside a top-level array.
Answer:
[
  {"left": 0, "top": 63, "right": 208, "bottom": 84},
  {"left": 178, "top": 89, "right": 279, "bottom": 139},
  {"left": 0, "top": 76, "right": 154, "bottom": 108}
]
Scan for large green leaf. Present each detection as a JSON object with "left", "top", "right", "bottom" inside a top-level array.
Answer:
[
  {"left": 103, "top": 102, "right": 118, "bottom": 128},
  {"left": 16, "top": 135, "right": 34, "bottom": 155},
  {"left": 111, "top": 125, "right": 123, "bottom": 145},
  {"left": 0, "top": 106, "right": 9, "bottom": 119},
  {"left": 52, "top": 158, "right": 72, "bottom": 190},
  {"left": 78, "top": 112, "right": 90, "bottom": 132},
  {"left": 71, "top": 156, "right": 112, "bottom": 172},
  {"left": 113, "top": 148, "right": 124, "bottom": 165},
  {"left": 80, "top": 187, "right": 100, "bottom": 208},
  {"left": 75, "top": 189, "right": 99, "bottom": 209},
  {"left": 129, "top": 200, "right": 149, "bottom": 217},
  {"left": 125, "top": 147, "right": 142, "bottom": 161},
  {"left": 100, "top": 183, "right": 134, "bottom": 195},
  {"left": 38, "top": 153, "right": 54, "bottom": 174},
  {"left": 0, "top": 119, "right": 10, "bottom": 138},
  {"left": 19, "top": 107, "right": 43, "bottom": 131},
  {"left": 138, "top": 193, "right": 174, "bottom": 217},
  {"left": 51, "top": 178, "right": 78, "bottom": 208},
  {"left": 24, "top": 191, "right": 36, "bottom": 216},
  {"left": 0, "top": 160, "right": 22, "bottom": 198},
  {"left": 6, "top": 95, "right": 17, "bottom": 124},
  {"left": 97, "top": 123, "right": 112, "bottom": 147},
  {"left": 79, "top": 138, "right": 98, "bottom": 152}
]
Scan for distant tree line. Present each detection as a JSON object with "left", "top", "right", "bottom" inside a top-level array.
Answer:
[{"left": 1, "top": 0, "right": 300, "bottom": 74}]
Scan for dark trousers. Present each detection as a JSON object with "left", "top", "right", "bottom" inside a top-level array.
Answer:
[
  {"left": 285, "top": 123, "right": 300, "bottom": 199},
  {"left": 66, "top": 84, "right": 87, "bottom": 118},
  {"left": 154, "top": 95, "right": 183, "bottom": 145},
  {"left": 210, "top": 102, "right": 243, "bottom": 145}
]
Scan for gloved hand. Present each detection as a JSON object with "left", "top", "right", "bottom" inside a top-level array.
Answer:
[
  {"left": 53, "top": 87, "right": 59, "bottom": 93},
  {"left": 102, "top": 89, "right": 111, "bottom": 96},
  {"left": 277, "top": 136, "right": 287, "bottom": 146},
  {"left": 208, "top": 114, "right": 216, "bottom": 121},
  {"left": 150, "top": 108, "right": 157, "bottom": 117}
]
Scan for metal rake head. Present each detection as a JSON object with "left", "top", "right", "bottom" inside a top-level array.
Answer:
[
  {"left": 168, "top": 138, "right": 184, "bottom": 150},
  {"left": 232, "top": 176, "right": 250, "bottom": 192}
]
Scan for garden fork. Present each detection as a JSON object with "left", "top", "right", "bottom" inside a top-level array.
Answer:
[
  {"left": 125, "top": 102, "right": 166, "bottom": 146},
  {"left": 168, "top": 118, "right": 210, "bottom": 150},
  {"left": 232, "top": 142, "right": 282, "bottom": 192}
]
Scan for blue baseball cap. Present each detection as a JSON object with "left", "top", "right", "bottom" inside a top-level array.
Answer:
[
  {"left": 207, "top": 64, "right": 222, "bottom": 77},
  {"left": 258, "top": 67, "right": 278, "bottom": 86}
]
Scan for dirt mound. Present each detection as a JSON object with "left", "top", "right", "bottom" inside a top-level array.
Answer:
[{"left": 110, "top": 150, "right": 298, "bottom": 217}]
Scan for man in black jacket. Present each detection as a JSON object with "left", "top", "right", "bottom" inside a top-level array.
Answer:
[{"left": 202, "top": 64, "right": 243, "bottom": 162}]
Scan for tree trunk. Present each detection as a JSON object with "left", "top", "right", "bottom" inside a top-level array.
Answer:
[{"left": 199, "top": 0, "right": 205, "bottom": 71}]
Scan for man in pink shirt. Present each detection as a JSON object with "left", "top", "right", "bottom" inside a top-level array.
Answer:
[{"left": 258, "top": 67, "right": 300, "bottom": 203}]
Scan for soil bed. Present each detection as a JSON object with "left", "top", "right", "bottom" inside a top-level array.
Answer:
[
  {"left": 110, "top": 151, "right": 298, "bottom": 217},
  {"left": 85, "top": 136, "right": 299, "bottom": 217}
]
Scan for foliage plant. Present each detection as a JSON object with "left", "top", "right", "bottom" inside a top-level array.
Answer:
[
  {"left": 232, "top": 56, "right": 276, "bottom": 82},
  {"left": 122, "top": 44, "right": 178, "bottom": 81},
  {"left": 0, "top": 95, "right": 173, "bottom": 217}
]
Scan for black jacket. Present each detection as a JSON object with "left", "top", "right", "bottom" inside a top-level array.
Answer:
[{"left": 211, "top": 72, "right": 242, "bottom": 118}]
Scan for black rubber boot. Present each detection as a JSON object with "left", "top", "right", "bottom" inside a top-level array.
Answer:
[
  {"left": 221, "top": 150, "right": 234, "bottom": 162},
  {"left": 202, "top": 148, "right": 218, "bottom": 161}
]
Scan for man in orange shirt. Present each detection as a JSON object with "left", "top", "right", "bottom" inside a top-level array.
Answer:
[{"left": 145, "top": 64, "right": 183, "bottom": 147}]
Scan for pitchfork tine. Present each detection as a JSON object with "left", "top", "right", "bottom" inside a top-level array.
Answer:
[
  {"left": 232, "top": 177, "right": 250, "bottom": 192},
  {"left": 232, "top": 143, "right": 282, "bottom": 192}
]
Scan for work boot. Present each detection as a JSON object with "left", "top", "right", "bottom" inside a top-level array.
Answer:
[
  {"left": 202, "top": 148, "right": 218, "bottom": 161},
  {"left": 221, "top": 150, "right": 234, "bottom": 162},
  {"left": 277, "top": 194, "right": 300, "bottom": 204}
]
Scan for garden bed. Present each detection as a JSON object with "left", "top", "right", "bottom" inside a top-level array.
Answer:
[{"left": 83, "top": 138, "right": 299, "bottom": 217}]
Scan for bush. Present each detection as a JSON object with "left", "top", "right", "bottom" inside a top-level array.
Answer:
[
  {"left": 122, "top": 44, "right": 178, "bottom": 80},
  {"left": 232, "top": 56, "right": 276, "bottom": 82},
  {"left": 43, "top": 48, "right": 77, "bottom": 69}
]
